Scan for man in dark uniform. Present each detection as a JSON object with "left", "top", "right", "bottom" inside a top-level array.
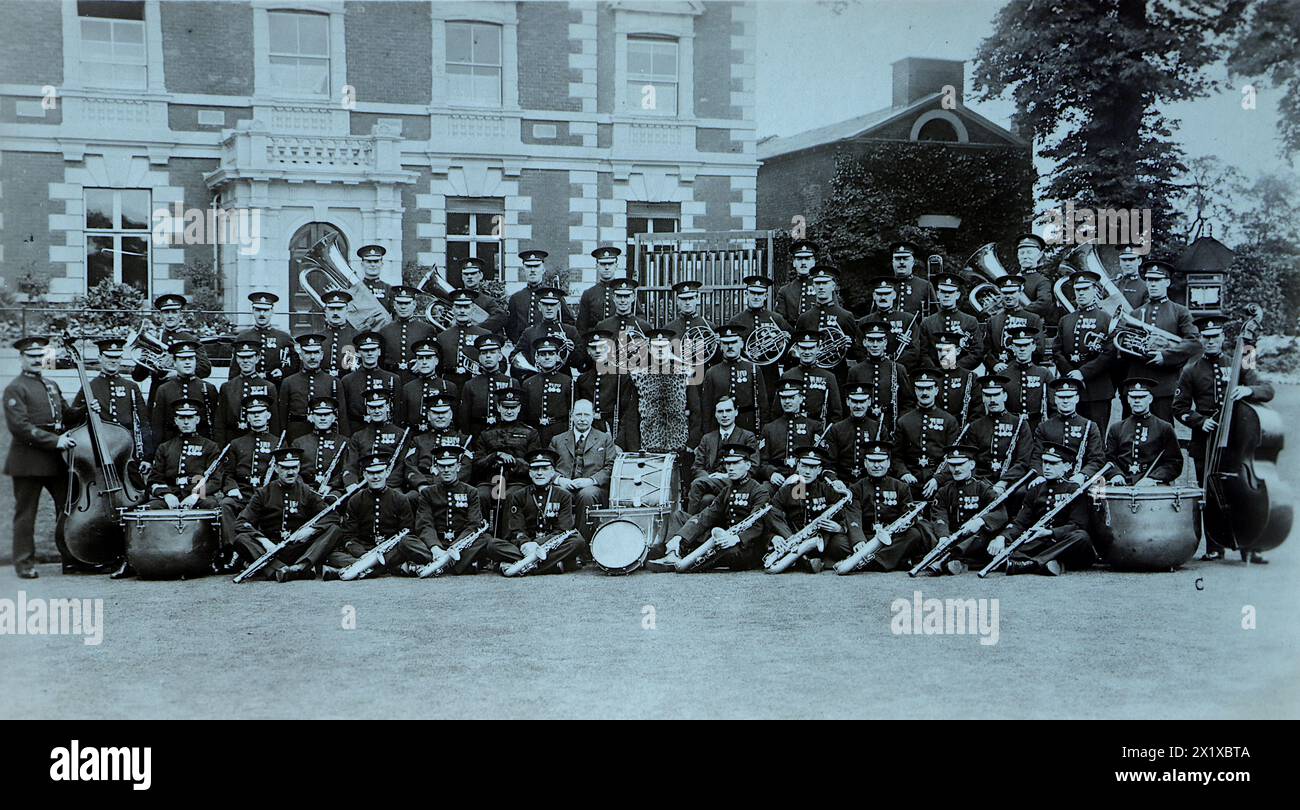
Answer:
[
  {"left": 729, "top": 274, "right": 793, "bottom": 393},
  {"left": 521, "top": 336, "right": 574, "bottom": 445},
  {"left": 930, "top": 331, "right": 980, "bottom": 427},
  {"left": 397, "top": 338, "right": 457, "bottom": 433},
  {"left": 664, "top": 279, "right": 716, "bottom": 376},
  {"left": 291, "top": 395, "right": 355, "bottom": 498},
  {"left": 576, "top": 329, "right": 639, "bottom": 449},
  {"left": 688, "top": 396, "right": 761, "bottom": 513},
  {"left": 594, "top": 277, "right": 654, "bottom": 362},
  {"left": 1105, "top": 377, "right": 1183, "bottom": 486},
  {"left": 776, "top": 239, "right": 819, "bottom": 325},
  {"left": 356, "top": 244, "right": 393, "bottom": 312},
  {"left": 1113, "top": 243, "right": 1149, "bottom": 309},
  {"left": 895, "top": 368, "right": 959, "bottom": 499},
  {"left": 1054, "top": 269, "right": 1119, "bottom": 429},
  {"left": 457, "top": 256, "right": 509, "bottom": 335},
  {"left": 759, "top": 380, "right": 824, "bottom": 489},
  {"left": 1034, "top": 378, "right": 1106, "bottom": 482},
  {"left": 346, "top": 390, "right": 408, "bottom": 491},
  {"left": 701, "top": 324, "right": 767, "bottom": 435},
  {"left": 986, "top": 441, "right": 1096, "bottom": 576},
  {"left": 983, "top": 275, "right": 1044, "bottom": 373},
  {"left": 848, "top": 317, "right": 913, "bottom": 435},
  {"left": 233, "top": 447, "right": 342, "bottom": 582},
  {"left": 379, "top": 285, "right": 435, "bottom": 385},
  {"left": 506, "top": 249, "right": 551, "bottom": 344},
  {"left": 659, "top": 443, "right": 773, "bottom": 572},
  {"left": 472, "top": 388, "right": 540, "bottom": 534},
  {"left": 151, "top": 340, "right": 219, "bottom": 444},
  {"left": 889, "top": 241, "right": 935, "bottom": 317},
  {"left": 215, "top": 338, "right": 281, "bottom": 446},
  {"left": 436, "top": 289, "right": 492, "bottom": 391},
  {"left": 767, "top": 444, "right": 855, "bottom": 572},
  {"left": 496, "top": 448, "right": 583, "bottom": 575},
  {"left": 1012, "top": 233, "right": 1058, "bottom": 326},
  {"left": 844, "top": 439, "right": 929, "bottom": 572},
  {"left": 405, "top": 394, "right": 472, "bottom": 492},
  {"left": 132, "top": 293, "right": 212, "bottom": 405},
  {"left": 339, "top": 331, "right": 401, "bottom": 430},
  {"left": 74, "top": 337, "right": 152, "bottom": 467},
  {"left": 319, "top": 290, "right": 358, "bottom": 378},
  {"left": 402, "top": 447, "right": 505, "bottom": 575},
  {"left": 779, "top": 330, "right": 842, "bottom": 424},
  {"left": 577, "top": 246, "right": 624, "bottom": 334},
  {"left": 826, "top": 383, "right": 888, "bottom": 483},
  {"left": 322, "top": 452, "right": 414, "bottom": 579},
  {"left": 237, "top": 291, "right": 299, "bottom": 384},
  {"left": 144, "top": 397, "right": 222, "bottom": 512},
  {"left": 459, "top": 335, "right": 514, "bottom": 436},
  {"left": 1004, "top": 327, "right": 1054, "bottom": 428},
  {"left": 862, "top": 277, "right": 921, "bottom": 371},
  {"left": 5, "top": 336, "right": 87, "bottom": 577},
  {"left": 967, "top": 375, "right": 1034, "bottom": 496},
  {"left": 919, "top": 273, "right": 983, "bottom": 372},
  {"left": 516, "top": 286, "right": 582, "bottom": 379},
  {"left": 218, "top": 394, "right": 284, "bottom": 552},
  {"left": 1121, "top": 260, "right": 1202, "bottom": 422},
  {"left": 1173, "top": 316, "right": 1275, "bottom": 561},
  {"left": 280, "top": 332, "right": 351, "bottom": 441},
  {"left": 916, "top": 443, "right": 1009, "bottom": 576},
  {"left": 796, "top": 264, "right": 863, "bottom": 386}
]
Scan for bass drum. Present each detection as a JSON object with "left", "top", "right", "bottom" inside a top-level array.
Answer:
[
  {"left": 121, "top": 508, "right": 220, "bottom": 580},
  {"left": 1103, "top": 486, "right": 1202, "bottom": 571},
  {"left": 609, "top": 452, "right": 679, "bottom": 508},
  {"left": 590, "top": 517, "right": 652, "bottom": 575}
]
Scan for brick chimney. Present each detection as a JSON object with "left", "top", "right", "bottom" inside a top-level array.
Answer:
[{"left": 892, "top": 57, "right": 965, "bottom": 108}]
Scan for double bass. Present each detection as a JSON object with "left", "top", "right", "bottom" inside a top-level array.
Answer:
[
  {"left": 62, "top": 337, "right": 146, "bottom": 565},
  {"left": 1202, "top": 306, "right": 1292, "bottom": 554}
]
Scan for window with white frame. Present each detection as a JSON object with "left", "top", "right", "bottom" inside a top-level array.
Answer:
[
  {"left": 268, "top": 10, "right": 331, "bottom": 97},
  {"left": 77, "top": 1, "right": 147, "bottom": 89},
  {"left": 446, "top": 198, "right": 505, "bottom": 283},
  {"left": 626, "top": 36, "right": 678, "bottom": 117},
  {"left": 85, "top": 188, "right": 151, "bottom": 295},
  {"left": 446, "top": 21, "right": 503, "bottom": 106},
  {"left": 626, "top": 202, "right": 681, "bottom": 269}
]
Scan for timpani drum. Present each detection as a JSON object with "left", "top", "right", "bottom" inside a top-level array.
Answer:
[
  {"left": 1102, "top": 485, "right": 1203, "bottom": 571},
  {"left": 588, "top": 453, "right": 679, "bottom": 574},
  {"left": 120, "top": 508, "right": 221, "bottom": 580}
]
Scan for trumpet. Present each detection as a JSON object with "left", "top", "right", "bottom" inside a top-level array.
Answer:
[
  {"left": 742, "top": 322, "right": 790, "bottom": 366},
  {"left": 298, "top": 233, "right": 392, "bottom": 332},
  {"left": 1112, "top": 311, "right": 1185, "bottom": 359},
  {"left": 1052, "top": 243, "right": 1134, "bottom": 319}
]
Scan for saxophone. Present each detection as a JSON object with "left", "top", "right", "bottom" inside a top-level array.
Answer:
[
  {"left": 675, "top": 504, "right": 774, "bottom": 572},
  {"left": 417, "top": 522, "right": 490, "bottom": 578},
  {"left": 833, "top": 500, "right": 928, "bottom": 575},
  {"left": 338, "top": 528, "right": 410, "bottom": 581},
  {"left": 502, "top": 529, "right": 578, "bottom": 577},
  {"left": 764, "top": 493, "right": 852, "bottom": 573}
]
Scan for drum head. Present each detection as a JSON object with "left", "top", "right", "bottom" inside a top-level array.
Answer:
[
  {"left": 611, "top": 453, "right": 679, "bottom": 508},
  {"left": 591, "top": 520, "right": 649, "bottom": 573}
]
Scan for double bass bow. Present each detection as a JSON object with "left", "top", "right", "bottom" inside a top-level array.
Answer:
[
  {"left": 61, "top": 335, "right": 146, "bottom": 565},
  {"left": 1202, "top": 305, "right": 1292, "bottom": 554}
]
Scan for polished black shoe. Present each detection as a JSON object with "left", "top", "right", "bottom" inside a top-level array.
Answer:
[
  {"left": 16, "top": 568, "right": 38, "bottom": 580},
  {"left": 1200, "top": 550, "right": 1225, "bottom": 561},
  {"left": 1043, "top": 559, "right": 1065, "bottom": 576},
  {"left": 276, "top": 562, "right": 315, "bottom": 583},
  {"left": 321, "top": 565, "right": 343, "bottom": 582},
  {"left": 1245, "top": 552, "right": 1268, "bottom": 565},
  {"left": 1005, "top": 559, "right": 1037, "bottom": 576},
  {"left": 110, "top": 560, "right": 136, "bottom": 579}
]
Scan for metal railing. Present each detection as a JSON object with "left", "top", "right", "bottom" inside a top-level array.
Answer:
[{"left": 631, "top": 230, "right": 775, "bottom": 325}]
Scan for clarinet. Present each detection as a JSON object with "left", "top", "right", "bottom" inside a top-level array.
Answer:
[
  {"left": 317, "top": 442, "right": 348, "bottom": 496},
  {"left": 261, "top": 431, "right": 287, "bottom": 487},
  {"left": 909, "top": 471, "right": 1033, "bottom": 576},
  {"left": 1072, "top": 421, "right": 1089, "bottom": 476},
  {"left": 979, "top": 464, "right": 1114, "bottom": 577}
]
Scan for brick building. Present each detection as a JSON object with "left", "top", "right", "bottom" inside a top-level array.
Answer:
[
  {"left": 0, "top": 0, "right": 757, "bottom": 322},
  {"left": 757, "top": 57, "right": 1028, "bottom": 235}
]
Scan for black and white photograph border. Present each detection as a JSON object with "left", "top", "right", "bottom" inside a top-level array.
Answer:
[{"left": 0, "top": 0, "right": 1297, "bottom": 721}]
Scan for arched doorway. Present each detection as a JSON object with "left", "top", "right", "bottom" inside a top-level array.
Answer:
[{"left": 289, "top": 222, "right": 348, "bottom": 332}]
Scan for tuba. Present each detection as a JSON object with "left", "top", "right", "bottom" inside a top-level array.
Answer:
[
  {"left": 1053, "top": 243, "right": 1134, "bottom": 319},
  {"left": 1112, "top": 311, "right": 1185, "bottom": 359},
  {"left": 743, "top": 322, "right": 790, "bottom": 366},
  {"left": 963, "top": 243, "right": 1012, "bottom": 314},
  {"left": 298, "top": 233, "right": 392, "bottom": 332},
  {"left": 414, "top": 265, "right": 490, "bottom": 331},
  {"left": 123, "top": 323, "right": 173, "bottom": 377}
]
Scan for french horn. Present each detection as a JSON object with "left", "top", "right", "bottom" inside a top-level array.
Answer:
[
  {"left": 742, "top": 323, "right": 790, "bottom": 366},
  {"left": 298, "top": 233, "right": 392, "bottom": 332},
  {"left": 1052, "top": 243, "right": 1134, "bottom": 319},
  {"left": 682, "top": 324, "right": 719, "bottom": 367},
  {"left": 815, "top": 324, "right": 852, "bottom": 369}
]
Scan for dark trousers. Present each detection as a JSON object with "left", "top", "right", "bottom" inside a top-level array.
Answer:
[
  {"left": 219, "top": 494, "right": 247, "bottom": 551},
  {"left": 325, "top": 537, "right": 404, "bottom": 576},
  {"left": 495, "top": 533, "right": 584, "bottom": 575},
  {"left": 398, "top": 530, "right": 509, "bottom": 575},
  {"left": 11, "top": 475, "right": 70, "bottom": 571},
  {"left": 687, "top": 475, "right": 727, "bottom": 514},
  {"left": 679, "top": 534, "right": 764, "bottom": 572},
  {"left": 1011, "top": 528, "right": 1095, "bottom": 571},
  {"left": 1188, "top": 444, "right": 1221, "bottom": 554},
  {"left": 232, "top": 525, "right": 340, "bottom": 578},
  {"left": 828, "top": 526, "right": 928, "bottom": 572},
  {"left": 476, "top": 482, "right": 523, "bottom": 536}
]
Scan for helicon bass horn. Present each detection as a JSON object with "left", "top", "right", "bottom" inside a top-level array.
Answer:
[
  {"left": 299, "top": 233, "right": 392, "bottom": 332},
  {"left": 743, "top": 323, "right": 790, "bottom": 366},
  {"left": 1052, "top": 243, "right": 1134, "bottom": 319},
  {"left": 963, "top": 242, "right": 1012, "bottom": 314}
]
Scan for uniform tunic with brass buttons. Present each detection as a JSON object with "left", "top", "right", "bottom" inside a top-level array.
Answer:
[
  {"left": 1104, "top": 412, "right": 1183, "bottom": 484},
  {"left": 74, "top": 371, "right": 152, "bottom": 460},
  {"left": 522, "top": 369, "right": 573, "bottom": 445},
  {"left": 846, "top": 474, "right": 927, "bottom": 571},
  {"left": 280, "top": 369, "right": 350, "bottom": 439},
  {"left": 233, "top": 479, "right": 340, "bottom": 574},
  {"left": 215, "top": 374, "right": 280, "bottom": 446},
  {"left": 291, "top": 429, "right": 355, "bottom": 493},
  {"left": 146, "top": 434, "right": 222, "bottom": 504}
]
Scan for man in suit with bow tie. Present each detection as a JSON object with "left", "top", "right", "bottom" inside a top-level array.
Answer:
[{"left": 549, "top": 399, "right": 617, "bottom": 543}]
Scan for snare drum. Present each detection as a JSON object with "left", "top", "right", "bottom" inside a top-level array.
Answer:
[
  {"left": 120, "top": 508, "right": 221, "bottom": 579},
  {"left": 609, "top": 452, "right": 679, "bottom": 508},
  {"left": 590, "top": 516, "right": 653, "bottom": 575},
  {"left": 1102, "top": 485, "right": 1203, "bottom": 571}
]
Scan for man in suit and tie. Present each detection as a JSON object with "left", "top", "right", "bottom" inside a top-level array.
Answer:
[
  {"left": 687, "top": 396, "right": 761, "bottom": 513},
  {"left": 549, "top": 399, "right": 617, "bottom": 543}
]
